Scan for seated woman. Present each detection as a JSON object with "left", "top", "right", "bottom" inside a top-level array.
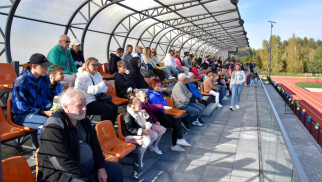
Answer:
[
  {"left": 174, "top": 54, "right": 189, "bottom": 73},
  {"left": 142, "top": 47, "right": 166, "bottom": 82},
  {"left": 122, "top": 97, "right": 158, "bottom": 168},
  {"left": 136, "top": 91, "right": 166, "bottom": 154},
  {"left": 151, "top": 49, "right": 175, "bottom": 80},
  {"left": 147, "top": 78, "right": 191, "bottom": 152},
  {"left": 203, "top": 72, "right": 222, "bottom": 107},
  {"left": 129, "top": 57, "right": 149, "bottom": 89},
  {"left": 75, "top": 57, "right": 118, "bottom": 125},
  {"left": 191, "top": 62, "right": 206, "bottom": 81},
  {"left": 114, "top": 61, "right": 138, "bottom": 99}
]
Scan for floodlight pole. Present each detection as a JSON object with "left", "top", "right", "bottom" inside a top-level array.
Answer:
[{"left": 268, "top": 21, "right": 276, "bottom": 78}]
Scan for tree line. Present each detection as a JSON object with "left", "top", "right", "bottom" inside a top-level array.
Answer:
[{"left": 239, "top": 35, "right": 322, "bottom": 74}]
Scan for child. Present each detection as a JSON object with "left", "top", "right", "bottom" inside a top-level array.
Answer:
[
  {"left": 114, "top": 61, "right": 139, "bottom": 99},
  {"left": 48, "top": 65, "right": 69, "bottom": 96},
  {"left": 191, "top": 62, "right": 205, "bottom": 81},
  {"left": 122, "top": 97, "right": 158, "bottom": 168},
  {"left": 203, "top": 72, "right": 222, "bottom": 107},
  {"left": 136, "top": 91, "right": 167, "bottom": 154}
]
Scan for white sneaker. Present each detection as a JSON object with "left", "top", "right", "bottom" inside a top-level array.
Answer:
[
  {"left": 177, "top": 138, "right": 192, "bottom": 147},
  {"left": 152, "top": 146, "right": 162, "bottom": 155},
  {"left": 229, "top": 106, "right": 233, "bottom": 111},
  {"left": 223, "top": 96, "right": 229, "bottom": 100},
  {"left": 171, "top": 145, "right": 185, "bottom": 152},
  {"left": 217, "top": 103, "right": 223, "bottom": 107},
  {"left": 236, "top": 105, "right": 240, "bottom": 110},
  {"left": 192, "top": 121, "right": 203, "bottom": 126},
  {"left": 169, "top": 76, "right": 175, "bottom": 80}
]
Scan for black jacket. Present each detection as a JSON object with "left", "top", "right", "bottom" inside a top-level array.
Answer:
[
  {"left": 129, "top": 57, "right": 148, "bottom": 89},
  {"left": 109, "top": 53, "right": 121, "bottom": 75},
  {"left": 114, "top": 72, "right": 137, "bottom": 98},
  {"left": 70, "top": 49, "right": 85, "bottom": 69},
  {"left": 121, "top": 111, "right": 143, "bottom": 136},
  {"left": 37, "top": 110, "right": 105, "bottom": 182}
]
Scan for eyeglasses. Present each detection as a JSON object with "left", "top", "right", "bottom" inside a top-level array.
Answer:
[
  {"left": 62, "top": 40, "right": 70, "bottom": 43},
  {"left": 90, "top": 64, "right": 99, "bottom": 67},
  {"left": 151, "top": 51, "right": 156, "bottom": 53}
]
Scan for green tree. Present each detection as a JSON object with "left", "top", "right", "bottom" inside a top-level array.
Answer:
[{"left": 309, "top": 47, "right": 322, "bottom": 73}]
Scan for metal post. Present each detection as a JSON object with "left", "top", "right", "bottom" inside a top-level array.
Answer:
[{"left": 268, "top": 21, "right": 276, "bottom": 78}]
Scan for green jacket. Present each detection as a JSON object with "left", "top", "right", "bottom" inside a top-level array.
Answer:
[{"left": 47, "top": 44, "right": 78, "bottom": 74}]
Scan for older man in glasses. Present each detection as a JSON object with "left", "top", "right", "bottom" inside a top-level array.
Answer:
[{"left": 47, "top": 35, "right": 78, "bottom": 87}]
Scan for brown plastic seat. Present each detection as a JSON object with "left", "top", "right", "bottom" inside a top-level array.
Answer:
[
  {"left": 0, "top": 63, "right": 17, "bottom": 89},
  {"left": 106, "top": 83, "right": 128, "bottom": 106},
  {"left": 7, "top": 98, "right": 37, "bottom": 132},
  {"left": 98, "top": 63, "right": 114, "bottom": 80},
  {"left": 0, "top": 106, "right": 26, "bottom": 142},
  {"left": 95, "top": 120, "right": 136, "bottom": 158},
  {"left": 201, "top": 83, "right": 211, "bottom": 96},
  {"left": 22, "top": 63, "right": 31, "bottom": 70},
  {"left": 200, "top": 68, "right": 212, "bottom": 75},
  {"left": 2, "top": 156, "right": 36, "bottom": 182},
  {"left": 164, "top": 96, "right": 187, "bottom": 118}
]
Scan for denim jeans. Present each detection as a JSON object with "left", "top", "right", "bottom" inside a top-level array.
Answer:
[
  {"left": 218, "top": 85, "right": 226, "bottom": 103},
  {"left": 250, "top": 79, "right": 262, "bottom": 87},
  {"left": 14, "top": 113, "right": 48, "bottom": 146},
  {"left": 161, "top": 67, "right": 171, "bottom": 79},
  {"left": 231, "top": 84, "right": 243, "bottom": 107},
  {"left": 75, "top": 159, "right": 123, "bottom": 182},
  {"left": 194, "top": 103, "right": 205, "bottom": 118},
  {"left": 200, "top": 74, "right": 206, "bottom": 81},
  {"left": 168, "top": 66, "right": 179, "bottom": 77},
  {"left": 179, "top": 103, "right": 202, "bottom": 125}
]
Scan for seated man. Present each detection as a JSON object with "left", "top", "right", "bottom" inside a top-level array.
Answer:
[
  {"left": 183, "top": 54, "right": 193, "bottom": 70},
  {"left": 172, "top": 73, "right": 204, "bottom": 127},
  {"left": 114, "top": 61, "right": 138, "bottom": 99},
  {"left": 47, "top": 35, "right": 78, "bottom": 87},
  {"left": 38, "top": 88, "right": 123, "bottom": 182},
  {"left": 12, "top": 53, "right": 56, "bottom": 147},
  {"left": 186, "top": 72, "right": 207, "bottom": 107},
  {"left": 164, "top": 50, "right": 179, "bottom": 77}
]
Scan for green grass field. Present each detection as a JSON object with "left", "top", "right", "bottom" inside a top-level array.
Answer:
[{"left": 296, "top": 82, "right": 322, "bottom": 88}]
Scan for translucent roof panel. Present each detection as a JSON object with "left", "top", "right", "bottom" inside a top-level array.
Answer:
[{"left": 1, "top": 0, "right": 249, "bottom": 63}]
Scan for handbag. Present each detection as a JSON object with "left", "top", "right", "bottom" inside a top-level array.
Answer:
[{"left": 89, "top": 75, "right": 112, "bottom": 103}]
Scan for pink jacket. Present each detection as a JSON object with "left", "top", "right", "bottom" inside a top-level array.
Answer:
[
  {"left": 174, "top": 58, "right": 182, "bottom": 68},
  {"left": 191, "top": 67, "right": 201, "bottom": 80}
]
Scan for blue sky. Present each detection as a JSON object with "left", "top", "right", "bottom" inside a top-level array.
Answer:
[{"left": 239, "top": 0, "right": 322, "bottom": 49}]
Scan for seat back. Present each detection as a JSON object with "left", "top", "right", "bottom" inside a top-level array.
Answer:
[
  {"left": 164, "top": 96, "right": 174, "bottom": 108},
  {"left": 0, "top": 63, "right": 17, "bottom": 87},
  {"left": 6, "top": 98, "right": 14, "bottom": 125},
  {"left": 113, "top": 82, "right": 118, "bottom": 96},
  {"left": 200, "top": 83, "right": 211, "bottom": 95},
  {"left": 97, "top": 64, "right": 105, "bottom": 75},
  {"left": 103, "top": 63, "right": 111, "bottom": 74},
  {"left": 118, "top": 113, "right": 125, "bottom": 141},
  {"left": 2, "top": 156, "right": 36, "bottom": 182},
  {"left": 95, "top": 120, "right": 117, "bottom": 147},
  {"left": 105, "top": 83, "right": 114, "bottom": 96},
  {"left": 22, "top": 63, "right": 30, "bottom": 70}
]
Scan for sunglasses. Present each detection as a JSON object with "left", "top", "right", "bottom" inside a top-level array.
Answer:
[
  {"left": 151, "top": 51, "right": 156, "bottom": 53},
  {"left": 62, "top": 40, "right": 71, "bottom": 43}
]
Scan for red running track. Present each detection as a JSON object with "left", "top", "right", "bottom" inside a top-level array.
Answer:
[{"left": 272, "top": 77, "right": 322, "bottom": 125}]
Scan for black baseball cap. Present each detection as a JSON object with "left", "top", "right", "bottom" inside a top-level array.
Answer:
[{"left": 29, "top": 53, "right": 52, "bottom": 68}]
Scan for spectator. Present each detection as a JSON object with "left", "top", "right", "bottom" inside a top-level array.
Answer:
[
  {"left": 250, "top": 68, "right": 261, "bottom": 87},
  {"left": 136, "top": 91, "right": 166, "bottom": 154},
  {"left": 164, "top": 50, "right": 179, "bottom": 77},
  {"left": 203, "top": 72, "right": 222, "bottom": 107},
  {"left": 250, "top": 60, "right": 255, "bottom": 72},
  {"left": 75, "top": 57, "right": 118, "bottom": 125},
  {"left": 12, "top": 53, "right": 56, "bottom": 147},
  {"left": 192, "top": 54, "right": 198, "bottom": 64},
  {"left": 175, "top": 51, "right": 184, "bottom": 66},
  {"left": 172, "top": 73, "right": 204, "bottom": 127},
  {"left": 229, "top": 63, "right": 246, "bottom": 111},
  {"left": 70, "top": 39, "right": 85, "bottom": 69},
  {"left": 133, "top": 46, "right": 154, "bottom": 78},
  {"left": 147, "top": 78, "right": 191, "bottom": 152},
  {"left": 174, "top": 54, "right": 189, "bottom": 73},
  {"left": 123, "top": 44, "right": 133, "bottom": 68},
  {"left": 151, "top": 48, "right": 175, "bottom": 80},
  {"left": 191, "top": 62, "right": 205, "bottom": 81},
  {"left": 109, "top": 48, "right": 124, "bottom": 75},
  {"left": 129, "top": 57, "right": 149, "bottom": 89},
  {"left": 47, "top": 35, "right": 78, "bottom": 87},
  {"left": 122, "top": 97, "right": 158, "bottom": 168},
  {"left": 186, "top": 72, "right": 207, "bottom": 108},
  {"left": 38, "top": 88, "right": 123, "bottom": 182},
  {"left": 142, "top": 47, "right": 166, "bottom": 82},
  {"left": 48, "top": 65, "right": 69, "bottom": 96},
  {"left": 183, "top": 54, "right": 193, "bottom": 70},
  {"left": 114, "top": 61, "right": 138, "bottom": 99},
  {"left": 197, "top": 55, "right": 203, "bottom": 66}
]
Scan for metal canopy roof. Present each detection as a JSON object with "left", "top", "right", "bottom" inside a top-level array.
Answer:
[{"left": 0, "top": 0, "right": 249, "bottom": 63}]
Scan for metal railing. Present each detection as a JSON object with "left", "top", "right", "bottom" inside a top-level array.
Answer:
[{"left": 256, "top": 76, "right": 308, "bottom": 182}]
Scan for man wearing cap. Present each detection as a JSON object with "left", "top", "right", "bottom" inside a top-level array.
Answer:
[
  {"left": 11, "top": 53, "right": 57, "bottom": 147},
  {"left": 47, "top": 35, "right": 78, "bottom": 87},
  {"left": 172, "top": 73, "right": 204, "bottom": 127},
  {"left": 164, "top": 50, "right": 179, "bottom": 77},
  {"left": 70, "top": 39, "right": 85, "bottom": 69}
]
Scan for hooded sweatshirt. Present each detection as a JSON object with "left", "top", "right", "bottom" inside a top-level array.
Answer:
[{"left": 129, "top": 57, "right": 149, "bottom": 89}]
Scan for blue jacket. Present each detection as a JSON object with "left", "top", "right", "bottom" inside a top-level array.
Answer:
[
  {"left": 187, "top": 82, "right": 202, "bottom": 99},
  {"left": 147, "top": 89, "right": 168, "bottom": 113},
  {"left": 12, "top": 67, "right": 57, "bottom": 115}
]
